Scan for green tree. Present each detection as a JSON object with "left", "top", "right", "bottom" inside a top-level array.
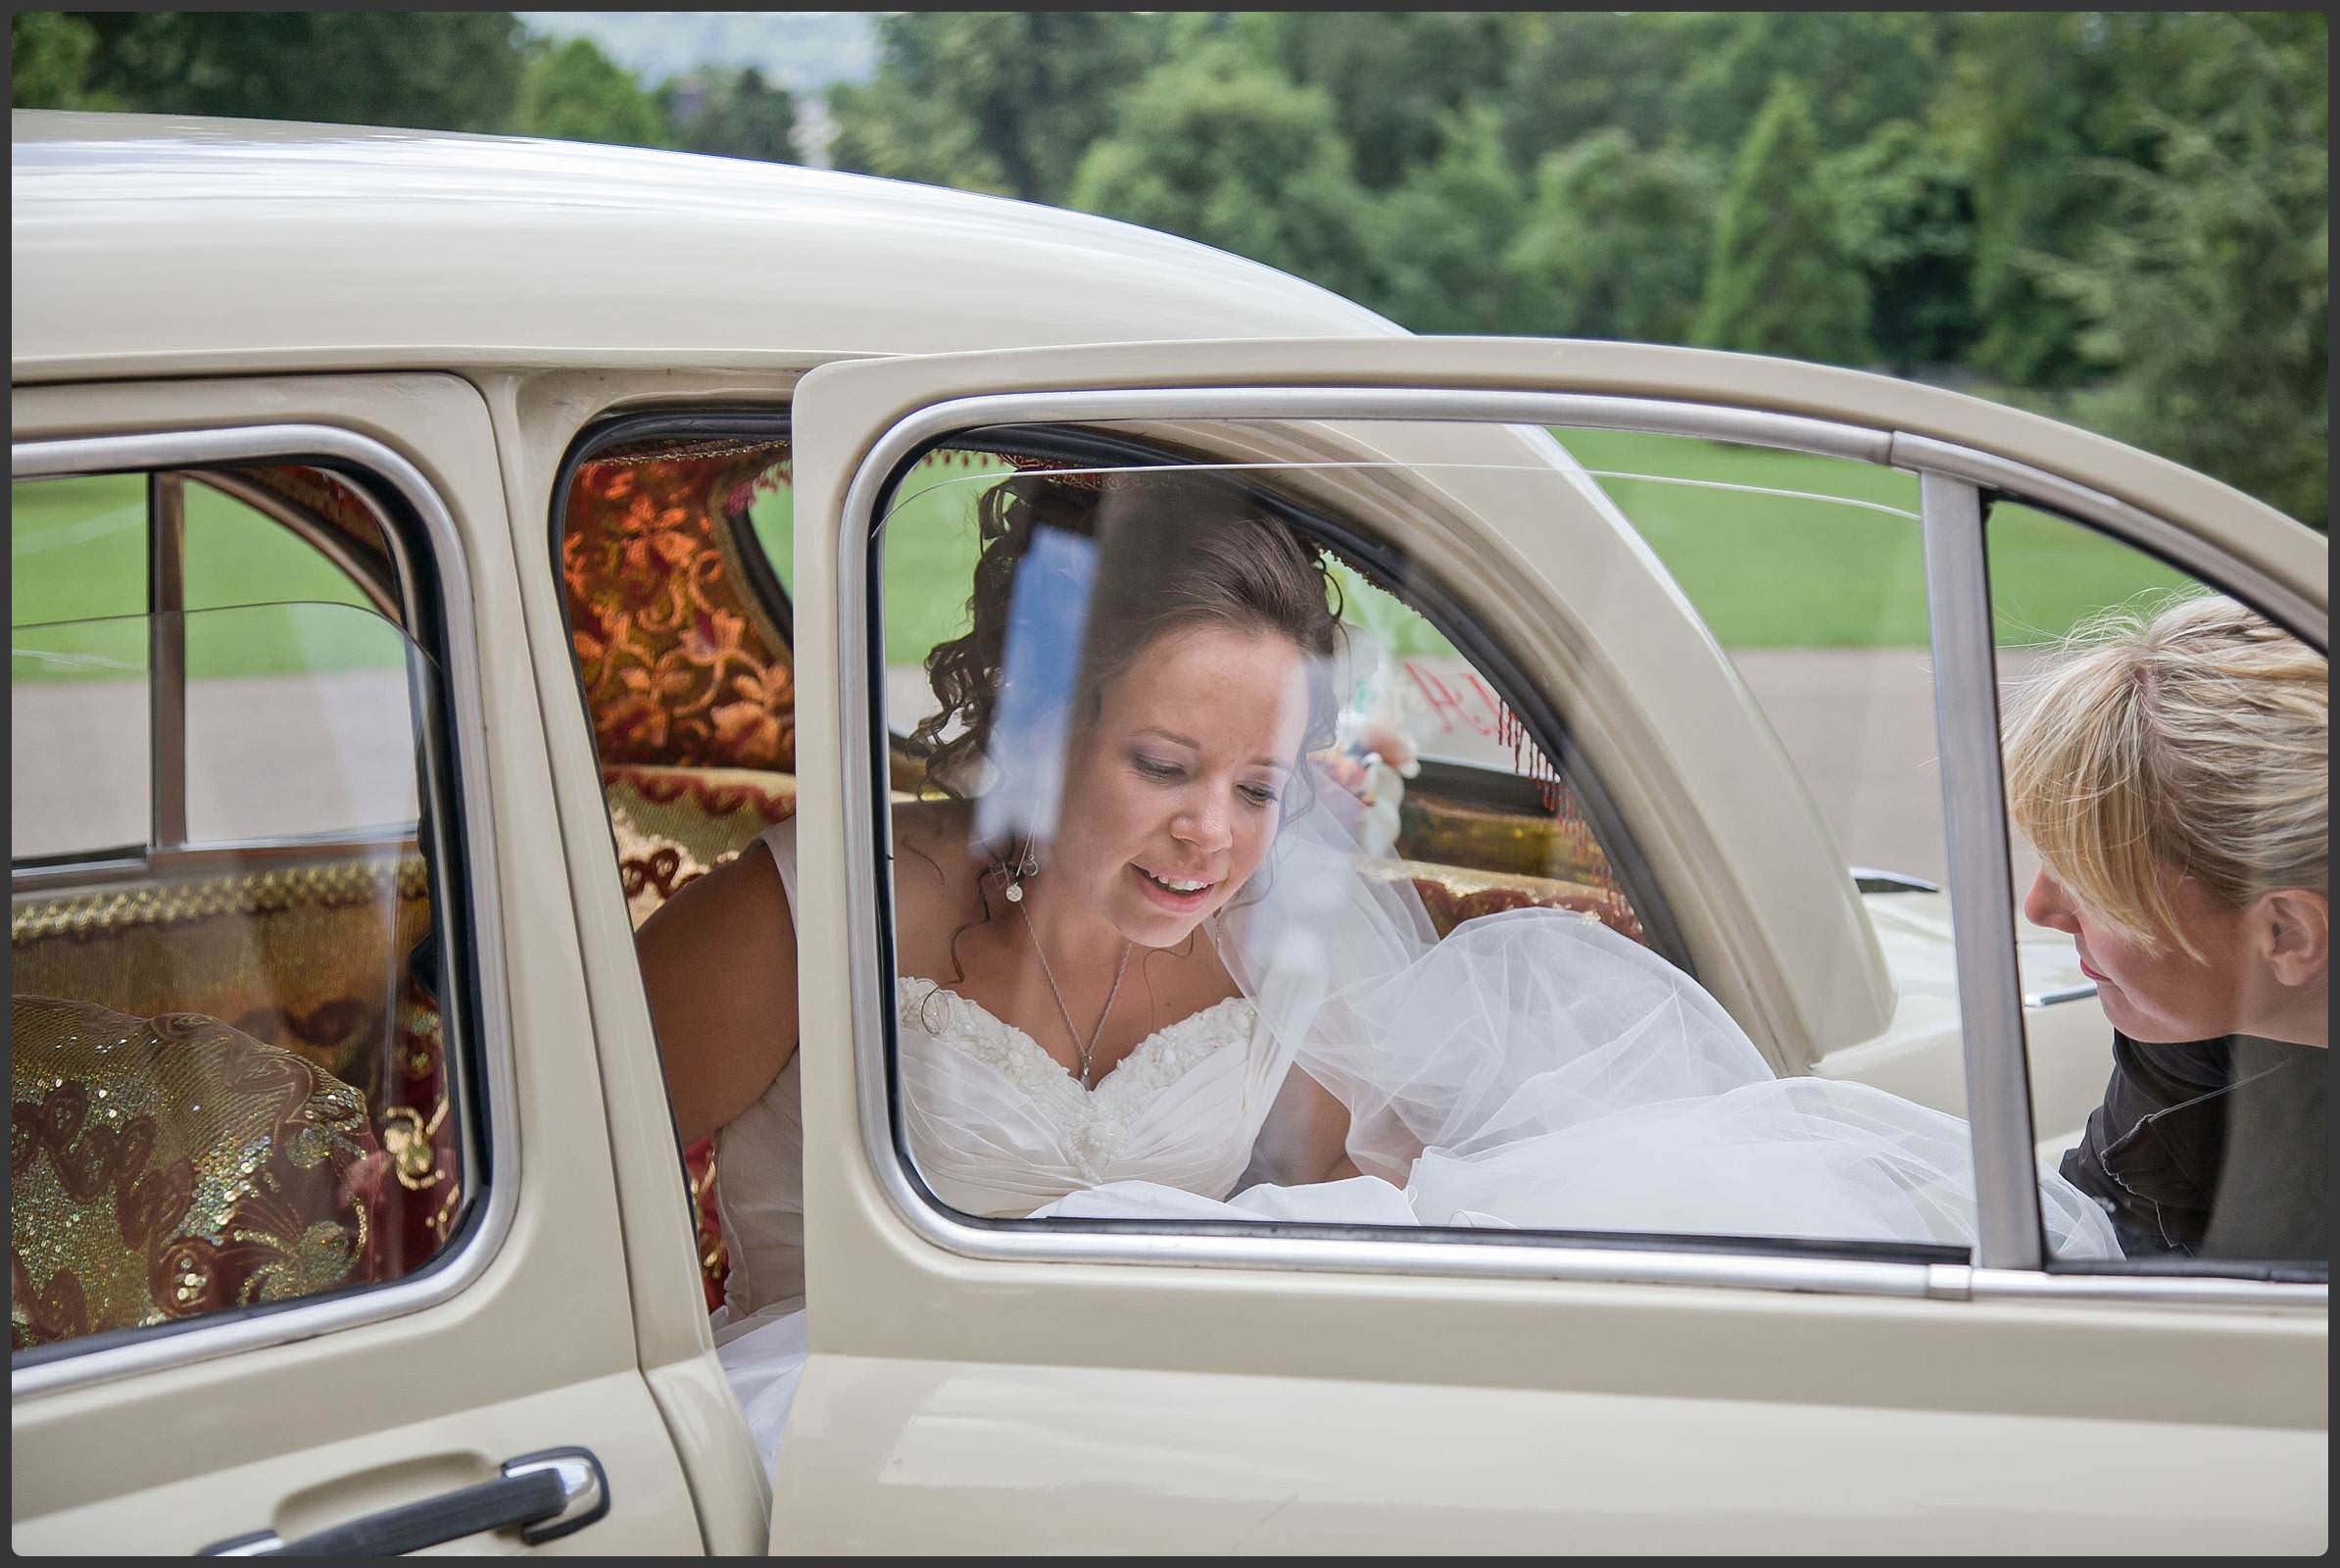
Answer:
[
  {"left": 1677, "top": 13, "right": 1952, "bottom": 156},
  {"left": 1828, "top": 120, "right": 1979, "bottom": 372},
  {"left": 2039, "top": 20, "right": 2328, "bottom": 526},
  {"left": 1366, "top": 106, "right": 1529, "bottom": 332},
  {"left": 1693, "top": 77, "right": 1873, "bottom": 367},
  {"left": 1066, "top": 45, "right": 1377, "bottom": 307},
  {"left": 1504, "top": 130, "right": 1721, "bottom": 343},
  {"left": 1237, "top": 12, "right": 1518, "bottom": 191},
  {"left": 514, "top": 35, "right": 671, "bottom": 149},
  {"left": 829, "top": 12, "right": 1161, "bottom": 202},
  {"left": 57, "top": 12, "right": 525, "bottom": 132},
  {"left": 11, "top": 12, "right": 118, "bottom": 110},
  {"left": 668, "top": 66, "right": 799, "bottom": 165},
  {"left": 1498, "top": 12, "right": 1713, "bottom": 169}
]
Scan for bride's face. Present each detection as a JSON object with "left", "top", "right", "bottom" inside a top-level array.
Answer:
[{"left": 1048, "top": 623, "right": 1311, "bottom": 949}]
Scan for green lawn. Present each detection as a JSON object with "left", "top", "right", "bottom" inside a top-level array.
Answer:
[
  {"left": 12, "top": 473, "right": 402, "bottom": 683},
  {"left": 15, "top": 431, "right": 2196, "bottom": 684}
]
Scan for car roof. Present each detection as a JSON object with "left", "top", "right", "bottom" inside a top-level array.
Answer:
[{"left": 11, "top": 111, "right": 1399, "bottom": 382}]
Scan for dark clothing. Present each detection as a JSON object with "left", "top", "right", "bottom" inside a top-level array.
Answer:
[{"left": 2058, "top": 1033, "right": 2328, "bottom": 1264}]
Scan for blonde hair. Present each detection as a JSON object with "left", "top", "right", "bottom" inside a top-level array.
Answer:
[{"left": 2003, "top": 592, "right": 2327, "bottom": 962}]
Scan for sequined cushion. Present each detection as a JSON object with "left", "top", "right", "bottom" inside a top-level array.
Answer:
[{"left": 10, "top": 995, "right": 381, "bottom": 1351}]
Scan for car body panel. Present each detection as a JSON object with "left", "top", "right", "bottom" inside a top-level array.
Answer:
[
  {"left": 764, "top": 338, "right": 2325, "bottom": 1551},
  {"left": 11, "top": 113, "right": 2327, "bottom": 1553},
  {"left": 9, "top": 111, "right": 1396, "bottom": 385},
  {"left": 9, "top": 373, "right": 716, "bottom": 1553}
]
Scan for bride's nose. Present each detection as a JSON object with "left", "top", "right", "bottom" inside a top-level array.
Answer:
[{"left": 1169, "top": 788, "right": 1235, "bottom": 854}]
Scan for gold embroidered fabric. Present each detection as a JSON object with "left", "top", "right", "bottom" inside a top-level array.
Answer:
[
  {"left": 10, "top": 996, "right": 380, "bottom": 1350},
  {"left": 12, "top": 856, "right": 433, "bottom": 1089},
  {"left": 11, "top": 853, "right": 463, "bottom": 1292}
]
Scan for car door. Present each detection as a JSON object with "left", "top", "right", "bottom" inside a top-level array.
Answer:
[
  {"left": 10, "top": 373, "right": 715, "bottom": 1554},
  {"left": 770, "top": 338, "right": 2325, "bottom": 1553}
]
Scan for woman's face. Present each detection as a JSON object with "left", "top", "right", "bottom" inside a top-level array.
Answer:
[
  {"left": 2023, "top": 861, "right": 2258, "bottom": 1042},
  {"left": 1048, "top": 624, "right": 1312, "bottom": 950}
]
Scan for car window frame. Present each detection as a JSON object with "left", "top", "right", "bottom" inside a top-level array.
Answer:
[
  {"left": 830, "top": 382, "right": 2327, "bottom": 1314},
  {"left": 9, "top": 423, "right": 515, "bottom": 1396}
]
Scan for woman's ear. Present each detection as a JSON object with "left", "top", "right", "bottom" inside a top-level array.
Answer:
[{"left": 2256, "top": 888, "right": 2330, "bottom": 988}]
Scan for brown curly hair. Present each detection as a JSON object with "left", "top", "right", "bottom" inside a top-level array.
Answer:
[{"left": 909, "top": 468, "right": 1346, "bottom": 814}]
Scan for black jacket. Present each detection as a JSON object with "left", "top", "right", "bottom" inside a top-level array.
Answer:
[{"left": 2058, "top": 1032, "right": 2327, "bottom": 1264}]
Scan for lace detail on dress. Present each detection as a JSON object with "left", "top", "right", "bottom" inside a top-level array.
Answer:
[{"left": 898, "top": 977, "right": 1255, "bottom": 1183}]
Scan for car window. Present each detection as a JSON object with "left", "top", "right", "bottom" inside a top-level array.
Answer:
[
  {"left": 1988, "top": 504, "right": 2328, "bottom": 1278},
  {"left": 857, "top": 424, "right": 2069, "bottom": 1265},
  {"left": 11, "top": 474, "right": 153, "bottom": 859},
  {"left": 10, "top": 464, "right": 474, "bottom": 1358}
]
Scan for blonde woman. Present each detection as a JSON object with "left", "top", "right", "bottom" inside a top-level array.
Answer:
[{"left": 2004, "top": 593, "right": 2327, "bottom": 1260}]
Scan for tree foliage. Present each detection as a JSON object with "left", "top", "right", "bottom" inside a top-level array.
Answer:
[
  {"left": 1066, "top": 44, "right": 1376, "bottom": 305},
  {"left": 667, "top": 67, "right": 798, "bottom": 165},
  {"left": 1505, "top": 130, "right": 1719, "bottom": 343},
  {"left": 9, "top": 10, "right": 2327, "bottom": 523},
  {"left": 514, "top": 35, "right": 670, "bottom": 149},
  {"left": 829, "top": 12, "right": 1159, "bottom": 203},
  {"left": 1694, "top": 77, "right": 1873, "bottom": 367},
  {"left": 30, "top": 12, "right": 527, "bottom": 133}
]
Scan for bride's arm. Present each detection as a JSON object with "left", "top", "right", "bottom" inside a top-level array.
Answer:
[
  {"left": 636, "top": 847, "right": 798, "bottom": 1147},
  {"left": 1250, "top": 1063, "right": 1364, "bottom": 1186}
]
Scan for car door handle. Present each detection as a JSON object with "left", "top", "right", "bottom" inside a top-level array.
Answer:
[{"left": 199, "top": 1447, "right": 609, "bottom": 1555}]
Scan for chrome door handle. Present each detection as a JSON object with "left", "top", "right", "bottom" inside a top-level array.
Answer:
[{"left": 199, "top": 1446, "right": 609, "bottom": 1555}]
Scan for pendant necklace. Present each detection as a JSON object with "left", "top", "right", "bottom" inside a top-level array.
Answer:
[{"left": 1019, "top": 901, "right": 1134, "bottom": 1090}]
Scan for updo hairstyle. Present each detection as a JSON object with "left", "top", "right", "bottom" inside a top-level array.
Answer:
[
  {"left": 2003, "top": 592, "right": 2328, "bottom": 961},
  {"left": 910, "top": 467, "right": 1347, "bottom": 809}
]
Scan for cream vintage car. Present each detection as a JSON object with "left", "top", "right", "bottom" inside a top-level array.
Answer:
[{"left": 10, "top": 112, "right": 2327, "bottom": 1554}]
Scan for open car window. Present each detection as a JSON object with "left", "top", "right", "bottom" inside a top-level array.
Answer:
[{"left": 855, "top": 421, "right": 2058, "bottom": 1265}]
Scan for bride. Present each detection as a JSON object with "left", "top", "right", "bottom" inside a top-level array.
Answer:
[{"left": 639, "top": 468, "right": 2119, "bottom": 1474}]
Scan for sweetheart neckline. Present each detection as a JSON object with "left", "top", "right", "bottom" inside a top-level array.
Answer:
[{"left": 896, "top": 975, "right": 1254, "bottom": 1099}]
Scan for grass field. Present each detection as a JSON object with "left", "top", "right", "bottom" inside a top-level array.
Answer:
[
  {"left": 12, "top": 473, "right": 399, "bottom": 684},
  {"left": 15, "top": 431, "right": 2196, "bottom": 683}
]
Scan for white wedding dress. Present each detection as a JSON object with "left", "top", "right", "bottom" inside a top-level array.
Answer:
[
  {"left": 711, "top": 814, "right": 2120, "bottom": 1477},
  {"left": 710, "top": 817, "right": 1292, "bottom": 1475}
]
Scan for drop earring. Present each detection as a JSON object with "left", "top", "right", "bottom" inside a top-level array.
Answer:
[{"left": 1003, "top": 837, "right": 1036, "bottom": 904}]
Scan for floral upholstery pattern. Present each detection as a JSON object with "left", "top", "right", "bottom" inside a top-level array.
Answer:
[
  {"left": 10, "top": 996, "right": 381, "bottom": 1351},
  {"left": 562, "top": 443, "right": 797, "bottom": 774}
]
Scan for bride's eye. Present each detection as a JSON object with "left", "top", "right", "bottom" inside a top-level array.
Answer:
[
  {"left": 1129, "top": 752, "right": 1184, "bottom": 782},
  {"left": 1239, "top": 780, "right": 1281, "bottom": 808}
]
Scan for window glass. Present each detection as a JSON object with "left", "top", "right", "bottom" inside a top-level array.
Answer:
[
  {"left": 1989, "top": 504, "right": 2326, "bottom": 1274},
  {"left": 11, "top": 468, "right": 471, "bottom": 1357},
  {"left": 859, "top": 426, "right": 2091, "bottom": 1263},
  {"left": 11, "top": 476, "right": 153, "bottom": 859}
]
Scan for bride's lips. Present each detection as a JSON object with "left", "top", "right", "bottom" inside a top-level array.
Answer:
[
  {"left": 1131, "top": 862, "right": 1215, "bottom": 914},
  {"left": 2075, "top": 952, "right": 2108, "bottom": 984}
]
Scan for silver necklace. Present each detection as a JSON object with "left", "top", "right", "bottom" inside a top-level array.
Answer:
[{"left": 1018, "top": 902, "right": 1134, "bottom": 1090}]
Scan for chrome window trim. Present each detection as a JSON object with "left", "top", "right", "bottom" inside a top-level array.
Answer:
[
  {"left": 9, "top": 424, "right": 518, "bottom": 1397},
  {"left": 1920, "top": 474, "right": 2043, "bottom": 1271},
  {"left": 836, "top": 385, "right": 2324, "bottom": 1311}
]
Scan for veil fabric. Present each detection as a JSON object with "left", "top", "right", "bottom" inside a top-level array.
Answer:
[{"left": 1039, "top": 773, "right": 2122, "bottom": 1260}]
